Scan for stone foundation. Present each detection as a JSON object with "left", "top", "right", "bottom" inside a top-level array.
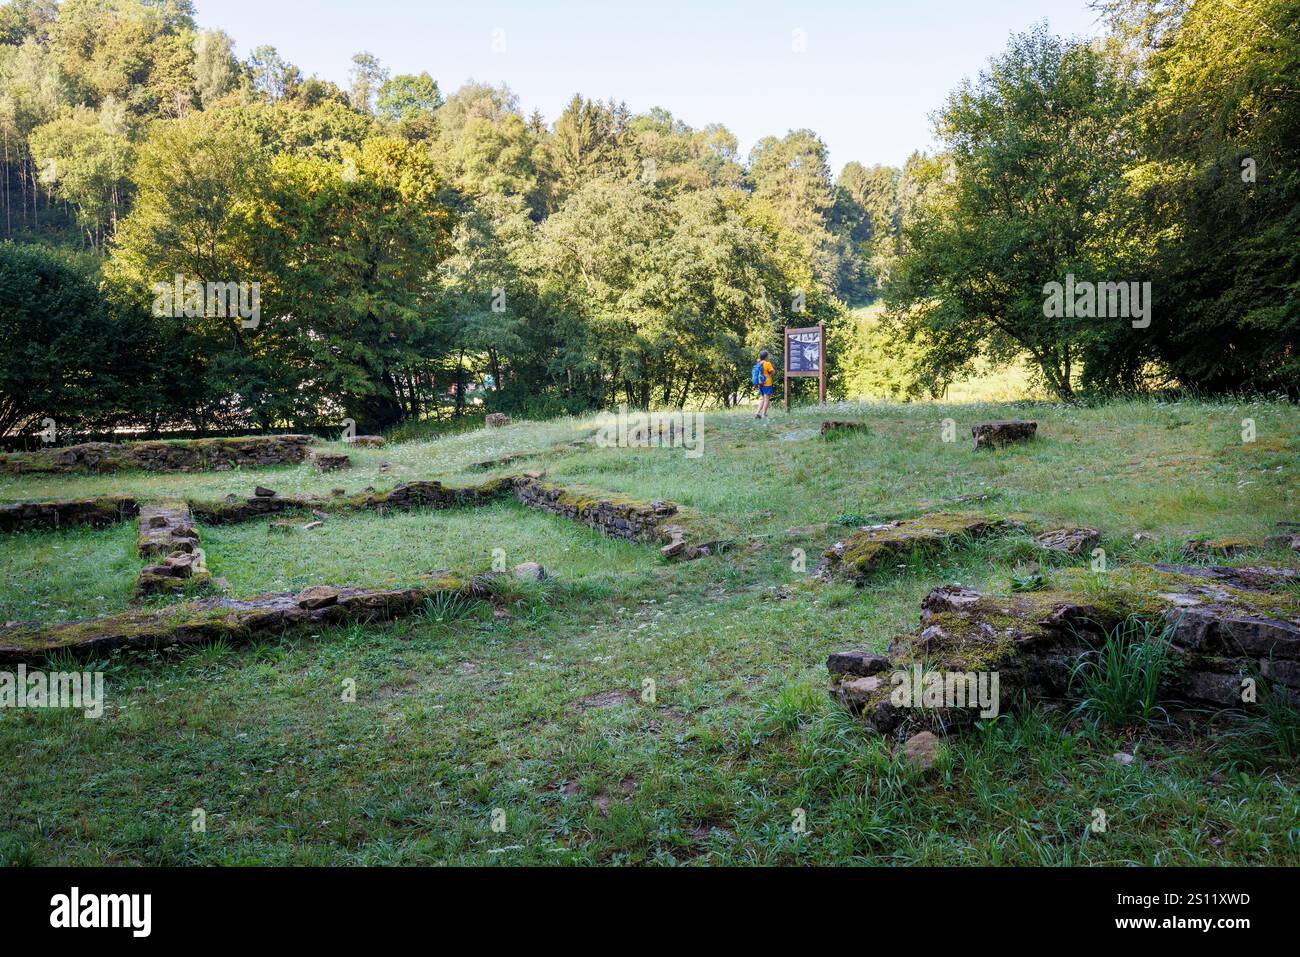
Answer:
[
  {"left": 971, "top": 420, "right": 1037, "bottom": 450},
  {"left": 820, "top": 421, "right": 869, "bottom": 436},
  {"left": 0, "top": 574, "right": 485, "bottom": 664},
  {"left": 0, "top": 435, "right": 316, "bottom": 474},
  {"left": 822, "top": 512, "right": 1007, "bottom": 582},
  {"left": 828, "top": 563, "right": 1300, "bottom": 737},
  {"left": 511, "top": 476, "right": 676, "bottom": 542},
  {"left": 0, "top": 496, "right": 139, "bottom": 532},
  {"left": 135, "top": 501, "right": 209, "bottom": 596}
]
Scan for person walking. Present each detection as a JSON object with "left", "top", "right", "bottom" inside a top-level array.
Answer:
[{"left": 751, "top": 349, "right": 776, "bottom": 418}]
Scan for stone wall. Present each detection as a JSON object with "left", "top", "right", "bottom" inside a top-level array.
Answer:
[
  {"left": 0, "top": 434, "right": 316, "bottom": 474},
  {"left": 0, "top": 496, "right": 139, "bottom": 533},
  {"left": 511, "top": 476, "right": 677, "bottom": 542},
  {"left": 0, "top": 574, "right": 484, "bottom": 664},
  {"left": 828, "top": 563, "right": 1300, "bottom": 736}
]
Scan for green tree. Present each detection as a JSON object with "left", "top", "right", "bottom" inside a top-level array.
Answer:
[{"left": 884, "top": 27, "right": 1143, "bottom": 399}]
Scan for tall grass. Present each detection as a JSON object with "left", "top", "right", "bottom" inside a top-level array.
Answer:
[{"left": 1069, "top": 615, "right": 1175, "bottom": 726}]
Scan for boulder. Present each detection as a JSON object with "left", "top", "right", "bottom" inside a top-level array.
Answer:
[
  {"left": 971, "top": 420, "right": 1037, "bottom": 450},
  {"left": 1035, "top": 527, "right": 1101, "bottom": 555},
  {"left": 513, "top": 562, "right": 547, "bottom": 582},
  {"left": 822, "top": 513, "right": 1006, "bottom": 583},
  {"left": 902, "top": 731, "right": 940, "bottom": 770},
  {"left": 312, "top": 452, "right": 351, "bottom": 472}
]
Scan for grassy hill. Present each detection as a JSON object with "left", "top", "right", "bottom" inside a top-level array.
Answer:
[{"left": 1, "top": 397, "right": 1297, "bottom": 865}]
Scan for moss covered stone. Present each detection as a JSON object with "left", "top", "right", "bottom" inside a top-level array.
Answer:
[{"left": 823, "top": 512, "right": 1007, "bottom": 582}]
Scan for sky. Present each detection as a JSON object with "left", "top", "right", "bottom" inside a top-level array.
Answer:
[{"left": 194, "top": 0, "right": 1106, "bottom": 173}]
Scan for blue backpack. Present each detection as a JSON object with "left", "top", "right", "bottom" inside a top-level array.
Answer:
[{"left": 751, "top": 362, "right": 765, "bottom": 386}]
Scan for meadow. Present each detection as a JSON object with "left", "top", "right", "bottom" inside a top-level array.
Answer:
[{"left": 0, "top": 396, "right": 1297, "bottom": 865}]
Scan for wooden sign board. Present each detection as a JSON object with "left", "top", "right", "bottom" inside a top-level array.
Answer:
[{"left": 784, "top": 323, "right": 826, "bottom": 411}]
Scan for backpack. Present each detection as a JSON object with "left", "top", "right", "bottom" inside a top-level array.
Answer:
[{"left": 751, "top": 362, "right": 765, "bottom": 386}]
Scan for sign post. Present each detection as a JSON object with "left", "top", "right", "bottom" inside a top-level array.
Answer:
[{"left": 783, "top": 322, "right": 826, "bottom": 412}]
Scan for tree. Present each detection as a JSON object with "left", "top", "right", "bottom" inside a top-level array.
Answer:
[
  {"left": 348, "top": 51, "right": 388, "bottom": 115},
  {"left": 377, "top": 72, "right": 441, "bottom": 125},
  {"left": 1124, "top": 0, "right": 1300, "bottom": 393},
  {"left": 245, "top": 45, "right": 299, "bottom": 103},
  {"left": 0, "top": 242, "right": 155, "bottom": 435},
  {"left": 192, "top": 29, "right": 236, "bottom": 108},
  {"left": 29, "top": 103, "right": 133, "bottom": 246},
  {"left": 262, "top": 137, "right": 456, "bottom": 431},
  {"left": 884, "top": 27, "right": 1143, "bottom": 399}
]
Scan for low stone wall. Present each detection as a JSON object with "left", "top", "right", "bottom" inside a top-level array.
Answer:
[
  {"left": 828, "top": 563, "right": 1300, "bottom": 737},
  {"left": 135, "top": 502, "right": 210, "bottom": 596},
  {"left": 511, "top": 476, "right": 677, "bottom": 542},
  {"left": 0, "top": 496, "right": 139, "bottom": 533},
  {"left": 0, "top": 434, "right": 316, "bottom": 474},
  {"left": 0, "top": 574, "right": 484, "bottom": 664},
  {"left": 822, "top": 512, "right": 1007, "bottom": 582}
]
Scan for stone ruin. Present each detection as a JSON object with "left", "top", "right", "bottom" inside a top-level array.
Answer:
[
  {"left": 0, "top": 574, "right": 486, "bottom": 664},
  {"left": 971, "top": 420, "right": 1037, "bottom": 450},
  {"left": 135, "top": 502, "right": 210, "bottom": 596},
  {"left": 0, "top": 495, "right": 139, "bottom": 532},
  {"left": 0, "top": 434, "right": 316, "bottom": 474},
  {"left": 828, "top": 563, "right": 1300, "bottom": 737},
  {"left": 820, "top": 421, "right": 869, "bottom": 436},
  {"left": 822, "top": 512, "right": 1008, "bottom": 583}
]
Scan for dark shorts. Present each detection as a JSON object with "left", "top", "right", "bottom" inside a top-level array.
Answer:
[{"left": 759, "top": 385, "right": 774, "bottom": 396}]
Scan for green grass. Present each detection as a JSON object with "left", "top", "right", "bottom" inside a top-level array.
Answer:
[
  {"left": 0, "top": 397, "right": 1297, "bottom": 865},
  {"left": 0, "top": 523, "right": 140, "bottom": 621},
  {"left": 201, "top": 501, "right": 654, "bottom": 598}
]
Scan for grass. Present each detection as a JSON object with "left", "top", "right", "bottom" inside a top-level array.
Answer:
[
  {"left": 0, "top": 396, "right": 1297, "bottom": 865},
  {"left": 0, "top": 522, "right": 140, "bottom": 621},
  {"left": 1069, "top": 616, "right": 1176, "bottom": 727}
]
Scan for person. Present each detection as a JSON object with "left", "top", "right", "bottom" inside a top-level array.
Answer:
[{"left": 752, "top": 349, "right": 776, "bottom": 418}]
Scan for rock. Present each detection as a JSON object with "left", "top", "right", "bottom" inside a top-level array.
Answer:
[
  {"left": 902, "top": 731, "right": 940, "bottom": 770},
  {"left": 971, "top": 420, "right": 1037, "bottom": 450},
  {"left": 1112, "top": 751, "right": 1134, "bottom": 766},
  {"left": 253, "top": 486, "right": 277, "bottom": 498},
  {"left": 822, "top": 513, "right": 1006, "bottom": 583},
  {"left": 296, "top": 586, "right": 340, "bottom": 610},
  {"left": 512, "top": 561, "right": 546, "bottom": 582},
  {"left": 828, "top": 563, "right": 1300, "bottom": 733},
  {"left": 343, "top": 435, "right": 386, "bottom": 447},
  {"left": 820, "top": 421, "right": 869, "bottom": 436},
  {"left": 485, "top": 413, "right": 511, "bottom": 428},
  {"left": 312, "top": 452, "right": 350, "bottom": 472},
  {"left": 1183, "top": 537, "right": 1250, "bottom": 558},
  {"left": 826, "top": 650, "right": 891, "bottom": 677},
  {"left": 1035, "top": 527, "right": 1101, "bottom": 555}
]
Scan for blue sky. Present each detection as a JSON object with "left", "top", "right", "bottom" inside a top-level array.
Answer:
[{"left": 194, "top": 0, "right": 1105, "bottom": 172}]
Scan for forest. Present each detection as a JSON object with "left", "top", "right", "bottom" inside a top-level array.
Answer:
[{"left": 0, "top": 0, "right": 1295, "bottom": 436}]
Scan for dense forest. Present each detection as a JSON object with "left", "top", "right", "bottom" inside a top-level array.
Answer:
[{"left": 0, "top": 0, "right": 1295, "bottom": 436}]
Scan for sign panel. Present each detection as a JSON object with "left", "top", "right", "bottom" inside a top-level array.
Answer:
[{"left": 785, "top": 326, "right": 823, "bottom": 375}]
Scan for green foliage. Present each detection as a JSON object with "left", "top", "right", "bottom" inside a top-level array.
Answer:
[
  {"left": 885, "top": 26, "right": 1143, "bottom": 399},
  {"left": 1069, "top": 615, "right": 1175, "bottom": 726}
]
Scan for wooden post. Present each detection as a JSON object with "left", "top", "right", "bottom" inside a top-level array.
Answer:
[
  {"left": 818, "top": 321, "right": 826, "bottom": 405},
  {"left": 783, "top": 326, "right": 790, "bottom": 412}
]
